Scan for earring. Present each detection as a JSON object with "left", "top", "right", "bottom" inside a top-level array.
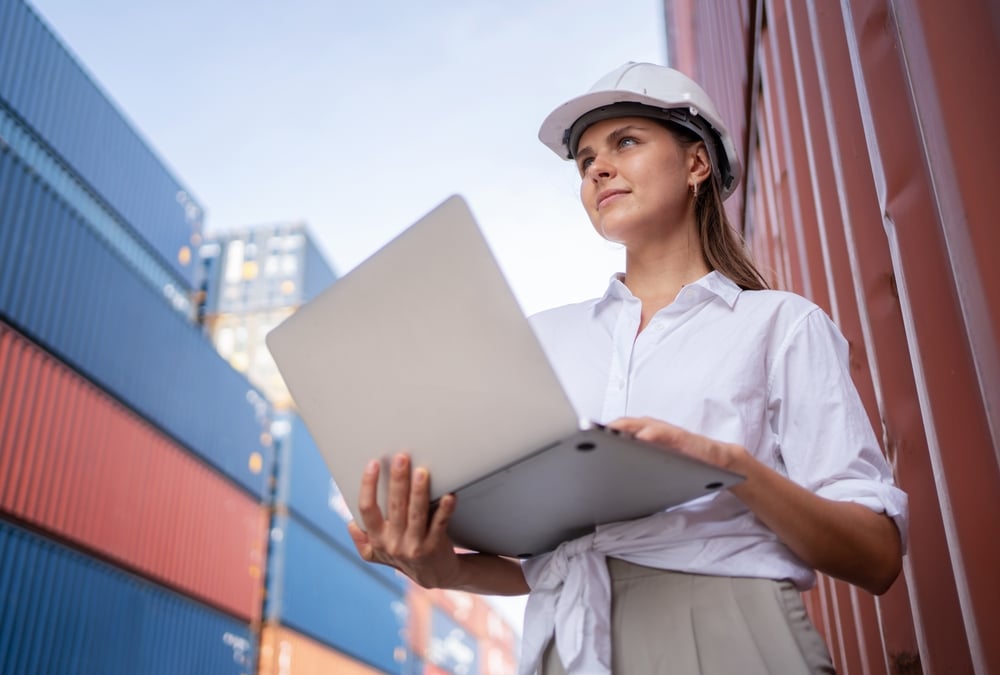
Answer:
[{"left": 691, "top": 182, "right": 699, "bottom": 198}]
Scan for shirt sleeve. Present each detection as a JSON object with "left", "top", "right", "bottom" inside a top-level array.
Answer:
[{"left": 767, "top": 308, "right": 909, "bottom": 551}]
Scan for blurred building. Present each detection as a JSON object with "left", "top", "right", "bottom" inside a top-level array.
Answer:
[
  {"left": 198, "top": 222, "right": 337, "bottom": 409},
  {"left": 0, "top": 1, "right": 272, "bottom": 672},
  {"left": 661, "top": 1, "right": 1000, "bottom": 673}
]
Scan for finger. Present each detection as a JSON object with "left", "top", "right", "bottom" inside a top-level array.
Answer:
[
  {"left": 405, "top": 467, "right": 432, "bottom": 538},
  {"left": 607, "top": 417, "right": 644, "bottom": 435},
  {"left": 347, "top": 520, "right": 375, "bottom": 562},
  {"left": 426, "top": 493, "right": 457, "bottom": 544},
  {"left": 634, "top": 423, "right": 685, "bottom": 448},
  {"left": 357, "top": 459, "right": 385, "bottom": 535},
  {"left": 386, "top": 453, "right": 412, "bottom": 533}
]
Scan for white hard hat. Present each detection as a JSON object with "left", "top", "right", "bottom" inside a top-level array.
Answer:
[{"left": 538, "top": 62, "right": 742, "bottom": 200}]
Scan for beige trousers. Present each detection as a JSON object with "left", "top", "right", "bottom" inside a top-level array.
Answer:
[{"left": 542, "top": 558, "right": 835, "bottom": 674}]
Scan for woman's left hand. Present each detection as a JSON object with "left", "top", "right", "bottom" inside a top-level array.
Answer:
[
  {"left": 608, "top": 416, "right": 749, "bottom": 472},
  {"left": 609, "top": 416, "right": 903, "bottom": 595}
]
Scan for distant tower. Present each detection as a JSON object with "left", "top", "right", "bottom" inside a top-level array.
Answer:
[{"left": 199, "top": 222, "right": 337, "bottom": 409}]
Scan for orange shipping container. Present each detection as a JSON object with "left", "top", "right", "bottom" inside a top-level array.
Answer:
[
  {"left": 259, "top": 623, "right": 385, "bottom": 675},
  {"left": 0, "top": 321, "right": 268, "bottom": 622}
]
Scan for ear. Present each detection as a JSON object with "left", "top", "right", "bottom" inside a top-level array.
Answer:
[{"left": 687, "top": 142, "right": 712, "bottom": 185}]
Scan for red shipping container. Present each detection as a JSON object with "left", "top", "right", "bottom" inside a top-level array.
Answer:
[
  {"left": 664, "top": 0, "right": 1000, "bottom": 671},
  {"left": 0, "top": 321, "right": 268, "bottom": 622}
]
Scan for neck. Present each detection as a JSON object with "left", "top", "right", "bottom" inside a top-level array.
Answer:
[{"left": 621, "top": 219, "right": 710, "bottom": 331}]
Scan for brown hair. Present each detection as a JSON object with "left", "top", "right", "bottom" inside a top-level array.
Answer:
[{"left": 663, "top": 121, "right": 769, "bottom": 291}]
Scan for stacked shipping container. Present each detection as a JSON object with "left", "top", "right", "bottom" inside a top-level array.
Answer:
[
  {"left": 0, "top": 0, "right": 202, "bottom": 289},
  {"left": 0, "top": 519, "right": 256, "bottom": 674},
  {"left": 0, "top": 323, "right": 268, "bottom": 622},
  {"left": 263, "top": 413, "right": 414, "bottom": 673},
  {"left": 1, "top": 0, "right": 272, "bottom": 671},
  {"left": 408, "top": 587, "right": 519, "bottom": 675},
  {"left": 663, "top": 0, "right": 1000, "bottom": 673}
]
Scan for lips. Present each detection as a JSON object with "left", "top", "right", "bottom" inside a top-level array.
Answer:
[{"left": 596, "top": 189, "right": 629, "bottom": 211}]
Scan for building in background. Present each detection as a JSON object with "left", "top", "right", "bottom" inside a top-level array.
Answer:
[
  {"left": 661, "top": 1, "right": 999, "bottom": 673},
  {"left": 0, "top": 0, "right": 271, "bottom": 672},
  {"left": 198, "top": 222, "right": 337, "bottom": 409}
]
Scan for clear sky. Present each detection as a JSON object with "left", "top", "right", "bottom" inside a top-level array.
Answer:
[{"left": 27, "top": 0, "right": 668, "bottom": 633}]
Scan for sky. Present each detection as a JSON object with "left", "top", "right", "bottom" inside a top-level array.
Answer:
[
  {"left": 27, "top": 0, "right": 668, "bottom": 632},
  {"left": 29, "top": 0, "right": 668, "bottom": 316}
]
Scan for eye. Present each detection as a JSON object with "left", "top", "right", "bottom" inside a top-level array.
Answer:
[
  {"left": 578, "top": 156, "right": 595, "bottom": 173},
  {"left": 618, "top": 136, "right": 638, "bottom": 149}
]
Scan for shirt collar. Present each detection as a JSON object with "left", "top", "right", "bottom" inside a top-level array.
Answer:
[{"left": 590, "top": 270, "right": 742, "bottom": 314}]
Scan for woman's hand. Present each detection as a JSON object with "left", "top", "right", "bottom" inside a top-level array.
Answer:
[
  {"left": 608, "top": 416, "right": 903, "bottom": 595},
  {"left": 608, "top": 416, "right": 747, "bottom": 471},
  {"left": 347, "top": 453, "right": 462, "bottom": 589}
]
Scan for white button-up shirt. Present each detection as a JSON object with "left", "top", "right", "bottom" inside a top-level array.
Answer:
[{"left": 518, "top": 271, "right": 908, "bottom": 675}]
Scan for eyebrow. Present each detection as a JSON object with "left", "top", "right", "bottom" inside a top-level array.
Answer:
[{"left": 576, "top": 124, "right": 650, "bottom": 159}]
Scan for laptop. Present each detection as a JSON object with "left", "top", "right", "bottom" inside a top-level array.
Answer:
[{"left": 265, "top": 195, "right": 743, "bottom": 558}]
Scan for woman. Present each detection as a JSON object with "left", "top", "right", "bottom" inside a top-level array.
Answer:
[{"left": 347, "top": 62, "right": 907, "bottom": 675}]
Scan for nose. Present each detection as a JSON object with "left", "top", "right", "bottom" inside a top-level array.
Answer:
[{"left": 584, "top": 154, "right": 615, "bottom": 181}]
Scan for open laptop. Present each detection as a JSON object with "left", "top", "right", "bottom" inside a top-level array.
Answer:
[{"left": 265, "top": 195, "right": 743, "bottom": 558}]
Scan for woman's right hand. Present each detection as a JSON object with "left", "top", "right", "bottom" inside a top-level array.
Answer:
[{"left": 347, "top": 452, "right": 462, "bottom": 589}]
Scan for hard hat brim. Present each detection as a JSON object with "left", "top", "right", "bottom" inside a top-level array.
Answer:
[{"left": 538, "top": 89, "right": 742, "bottom": 201}]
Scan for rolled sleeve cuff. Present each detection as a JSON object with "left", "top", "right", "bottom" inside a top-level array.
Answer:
[{"left": 815, "top": 479, "right": 910, "bottom": 553}]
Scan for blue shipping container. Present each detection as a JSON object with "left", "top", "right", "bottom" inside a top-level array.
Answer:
[
  {"left": 0, "top": 146, "right": 272, "bottom": 497},
  {"left": 0, "top": 518, "right": 255, "bottom": 675},
  {"left": 429, "top": 607, "right": 480, "bottom": 675},
  {"left": 0, "top": 0, "right": 201, "bottom": 287},
  {"left": 274, "top": 415, "right": 405, "bottom": 592},
  {"left": 265, "top": 512, "right": 409, "bottom": 673},
  {"left": 275, "top": 415, "right": 356, "bottom": 544}
]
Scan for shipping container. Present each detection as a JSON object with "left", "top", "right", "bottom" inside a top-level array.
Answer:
[
  {"left": 409, "top": 586, "right": 518, "bottom": 654},
  {"left": 407, "top": 587, "right": 517, "bottom": 675},
  {"left": 275, "top": 415, "right": 353, "bottom": 542},
  {"left": 663, "top": 0, "right": 1000, "bottom": 673},
  {"left": 0, "top": 518, "right": 255, "bottom": 675},
  {"left": 479, "top": 638, "right": 518, "bottom": 675},
  {"left": 427, "top": 606, "right": 479, "bottom": 675},
  {"left": 265, "top": 512, "right": 410, "bottom": 673},
  {"left": 0, "top": 0, "right": 202, "bottom": 287},
  {"left": 269, "top": 414, "right": 406, "bottom": 591},
  {"left": 259, "top": 623, "right": 387, "bottom": 675},
  {"left": 0, "top": 96, "right": 193, "bottom": 318},
  {"left": 0, "top": 320, "right": 268, "bottom": 621},
  {"left": 0, "top": 147, "right": 273, "bottom": 498},
  {"left": 480, "top": 605, "right": 517, "bottom": 662}
]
